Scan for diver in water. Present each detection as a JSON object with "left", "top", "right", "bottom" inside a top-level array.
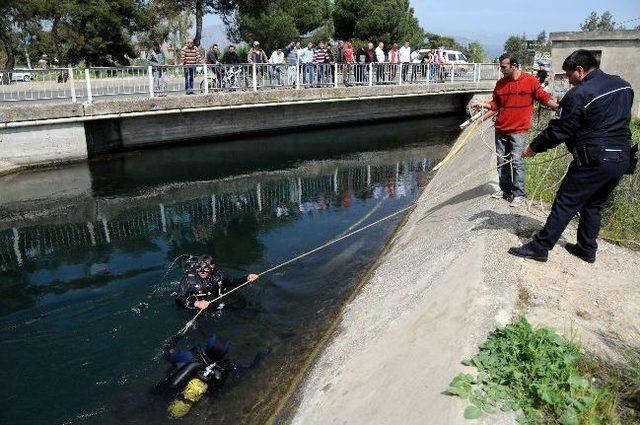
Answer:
[
  {"left": 176, "top": 255, "right": 259, "bottom": 310},
  {"left": 161, "top": 334, "right": 234, "bottom": 418},
  {"left": 160, "top": 334, "right": 269, "bottom": 418}
]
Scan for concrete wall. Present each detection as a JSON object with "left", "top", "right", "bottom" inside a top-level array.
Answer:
[
  {"left": 1, "top": 83, "right": 494, "bottom": 175},
  {"left": 550, "top": 30, "right": 640, "bottom": 117},
  {"left": 0, "top": 122, "right": 87, "bottom": 175},
  {"left": 86, "top": 93, "right": 468, "bottom": 153}
]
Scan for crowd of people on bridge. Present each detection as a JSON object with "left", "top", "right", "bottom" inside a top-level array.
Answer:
[{"left": 146, "top": 38, "right": 463, "bottom": 94}]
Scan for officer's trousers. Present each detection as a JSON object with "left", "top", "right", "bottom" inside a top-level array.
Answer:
[{"left": 532, "top": 154, "right": 629, "bottom": 255}]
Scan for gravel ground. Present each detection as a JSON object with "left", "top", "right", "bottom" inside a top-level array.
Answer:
[{"left": 275, "top": 122, "right": 640, "bottom": 425}]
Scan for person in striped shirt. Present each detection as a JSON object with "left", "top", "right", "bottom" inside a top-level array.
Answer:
[
  {"left": 312, "top": 42, "right": 331, "bottom": 85},
  {"left": 181, "top": 39, "right": 203, "bottom": 94}
]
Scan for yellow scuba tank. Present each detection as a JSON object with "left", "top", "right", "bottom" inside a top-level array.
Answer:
[{"left": 167, "top": 377, "right": 209, "bottom": 419}]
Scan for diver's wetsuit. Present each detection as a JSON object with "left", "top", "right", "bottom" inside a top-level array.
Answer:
[
  {"left": 175, "top": 269, "right": 249, "bottom": 309},
  {"left": 160, "top": 335, "right": 269, "bottom": 393},
  {"left": 161, "top": 334, "right": 235, "bottom": 391}
]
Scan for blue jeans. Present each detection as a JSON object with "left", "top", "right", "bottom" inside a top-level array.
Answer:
[
  {"left": 303, "top": 64, "right": 314, "bottom": 85},
  {"left": 184, "top": 66, "right": 195, "bottom": 91},
  {"left": 495, "top": 132, "right": 526, "bottom": 198}
]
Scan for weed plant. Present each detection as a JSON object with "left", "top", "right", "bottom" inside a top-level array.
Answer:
[{"left": 447, "top": 318, "right": 617, "bottom": 424}]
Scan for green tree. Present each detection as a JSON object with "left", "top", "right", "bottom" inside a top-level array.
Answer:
[
  {"left": 503, "top": 33, "right": 533, "bottom": 67},
  {"left": 424, "top": 32, "right": 463, "bottom": 50},
  {"left": 464, "top": 41, "right": 485, "bottom": 63},
  {"left": 215, "top": 0, "right": 331, "bottom": 50},
  {"left": 534, "top": 30, "right": 550, "bottom": 52},
  {"left": 235, "top": 3, "right": 299, "bottom": 52},
  {"left": 25, "top": 0, "right": 151, "bottom": 66},
  {"left": 333, "top": 0, "right": 425, "bottom": 48},
  {"left": 0, "top": 0, "right": 30, "bottom": 72},
  {"left": 580, "top": 10, "right": 616, "bottom": 32}
]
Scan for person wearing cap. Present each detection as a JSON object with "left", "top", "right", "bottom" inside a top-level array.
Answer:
[
  {"left": 247, "top": 41, "right": 267, "bottom": 64},
  {"left": 175, "top": 255, "right": 259, "bottom": 310}
]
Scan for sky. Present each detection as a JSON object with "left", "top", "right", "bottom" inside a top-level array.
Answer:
[
  {"left": 203, "top": 1, "right": 640, "bottom": 55},
  {"left": 411, "top": 0, "right": 640, "bottom": 55}
]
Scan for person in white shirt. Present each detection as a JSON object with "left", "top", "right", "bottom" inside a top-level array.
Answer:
[
  {"left": 268, "top": 47, "right": 285, "bottom": 85},
  {"left": 399, "top": 41, "right": 411, "bottom": 82},
  {"left": 410, "top": 48, "right": 420, "bottom": 81},
  {"left": 375, "top": 42, "right": 385, "bottom": 82}
]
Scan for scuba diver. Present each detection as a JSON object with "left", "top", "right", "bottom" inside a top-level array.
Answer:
[
  {"left": 160, "top": 334, "right": 269, "bottom": 418},
  {"left": 161, "top": 334, "right": 233, "bottom": 418},
  {"left": 176, "top": 255, "right": 259, "bottom": 310}
]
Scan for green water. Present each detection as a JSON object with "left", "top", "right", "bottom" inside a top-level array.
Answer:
[{"left": 0, "top": 116, "right": 461, "bottom": 424}]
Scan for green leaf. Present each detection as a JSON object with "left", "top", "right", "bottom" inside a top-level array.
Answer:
[
  {"left": 558, "top": 407, "right": 579, "bottom": 425},
  {"left": 464, "top": 405, "right": 482, "bottom": 420},
  {"left": 568, "top": 375, "right": 589, "bottom": 389}
]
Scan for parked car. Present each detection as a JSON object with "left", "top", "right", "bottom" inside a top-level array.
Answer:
[
  {"left": 440, "top": 50, "right": 469, "bottom": 65},
  {"left": 0, "top": 70, "right": 35, "bottom": 83}
]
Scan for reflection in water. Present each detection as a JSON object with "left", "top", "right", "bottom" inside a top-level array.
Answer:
[{"left": 0, "top": 116, "right": 460, "bottom": 425}]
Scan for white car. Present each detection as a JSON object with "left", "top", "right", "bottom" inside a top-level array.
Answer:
[
  {"left": 0, "top": 70, "right": 35, "bottom": 83},
  {"left": 442, "top": 50, "right": 468, "bottom": 64},
  {"left": 416, "top": 49, "right": 469, "bottom": 64}
]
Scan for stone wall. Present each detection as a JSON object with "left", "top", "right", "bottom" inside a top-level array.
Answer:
[{"left": 550, "top": 30, "right": 640, "bottom": 117}]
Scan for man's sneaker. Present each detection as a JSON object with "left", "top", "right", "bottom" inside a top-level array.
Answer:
[
  {"left": 490, "top": 191, "right": 505, "bottom": 199},
  {"left": 508, "top": 242, "right": 548, "bottom": 262},
  {"left": 564, "top": 243, "right": 596, "bottom": 263},
  {"left": 509, "top": 196, "right": 525, "bottom": 207}
]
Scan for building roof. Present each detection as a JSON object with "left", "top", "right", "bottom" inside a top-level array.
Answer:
[{"left": 550, "top": 30, "right": 640, "bottom": 42}]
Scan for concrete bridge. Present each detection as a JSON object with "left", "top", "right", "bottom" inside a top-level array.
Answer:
[{"left": 0, "top": 80, "right": 495, "bottom": 175}]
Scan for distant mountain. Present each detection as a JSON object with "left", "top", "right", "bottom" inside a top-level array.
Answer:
[
  {"left": 448, "top": 31, "right": 508, "bottom": 59},
  {"left": 201, "top": 24, "right": 232, "bottom": 48}
]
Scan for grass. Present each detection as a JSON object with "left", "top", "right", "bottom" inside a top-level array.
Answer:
[
  {"left": 447, "top": 318, "right": 640, "bottom": 424},
  {"left": 524, "top": 114, "right": 640, "bottom": 249}
]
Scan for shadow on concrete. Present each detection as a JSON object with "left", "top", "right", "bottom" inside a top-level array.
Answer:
[
  {"left": 418, "top": 182, "right": 495, "bottom": 222},
  {"left": 469, "top": 210, "right": 543, "bottom": 233}
]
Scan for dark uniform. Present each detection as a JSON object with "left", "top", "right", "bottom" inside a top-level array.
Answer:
[
  {"left": 175, "top": 268, "right": 248, "bottom": 310},
  {"left": 527, "top": 68, "right": 635, "bottom": 257}
]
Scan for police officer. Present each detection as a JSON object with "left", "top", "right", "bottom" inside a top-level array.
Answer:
[
  {"left": 509, "top": 49, "right": 636, "bottom": 263},
  {"left": 176, "top": 255, "right": 259, "bottom": 310}
]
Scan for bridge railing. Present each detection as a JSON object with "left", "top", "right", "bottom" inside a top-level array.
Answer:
[{"left": 0, "top": 63, "right": 499, "bottom": 103}]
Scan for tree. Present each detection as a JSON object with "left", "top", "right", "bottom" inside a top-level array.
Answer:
[
  {"left": 535, "top": 30, "right": 550, "bottom": 52},
  {"left": 580, "top": 11, "right": 599, "bottom": 32},
  {"left": 33, "top": 0, "right": 150, "bottom": 66},
  {"left": 580, "top": 10, "right": 616, "bottom": 32},
  {"left": 235, "top": 3, "right": 299, "bottom": 52},
  {"left": 211, "top": 0, "right": 331, "bottom": 50},
  {"left": 424, "top": 32, "right": 463, "bottom": 50},
  {"left": 464, "top": 41, "right": 485, "bottom": 63},
  {"left": 503, "top": 33, "right": 533, "bottom": 67},
  {"left": 0, "top": 0, "right": 30, "bottom": 72},
  {"left": 333, "top": 0, "right": 425, "bottom": 48}
]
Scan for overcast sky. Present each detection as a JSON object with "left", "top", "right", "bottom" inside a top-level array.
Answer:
[{"left": 204, "top": 1, "right": 640, "bottom": 55}]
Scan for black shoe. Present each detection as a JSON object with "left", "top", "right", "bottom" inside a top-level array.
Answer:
[
  {"left": 564, "top": 243, "right": 596, "bottom": 263},
  {"left": 508, "top": 242, "right": 548, "bottom": 262}
]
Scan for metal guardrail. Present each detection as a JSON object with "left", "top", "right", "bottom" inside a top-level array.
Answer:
[{"left": 0, "top": 63, "right": 499, "bottom": 103}]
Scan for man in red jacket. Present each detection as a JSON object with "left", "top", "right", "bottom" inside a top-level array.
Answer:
[{"left": 472, "top": 53, "right": 558, "bottom": 206}]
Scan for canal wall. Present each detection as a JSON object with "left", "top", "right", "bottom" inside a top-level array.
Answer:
[
  {"left": 275, "top": 121, "right": 517, "bottom": 424},
  {"left": 278, "top": 115, "right": 640, "bottom": 424},
  {"left": 0, "top": 82, "right": 493, "bottom": 175}
]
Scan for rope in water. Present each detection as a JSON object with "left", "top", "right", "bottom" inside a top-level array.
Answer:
[{"left": 174, "top": 116, "right": 570, "bottom": 337}]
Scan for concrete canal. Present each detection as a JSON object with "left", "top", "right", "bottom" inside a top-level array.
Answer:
[{"left": 0, "top": 115, "right": 462, "bottom": 425}]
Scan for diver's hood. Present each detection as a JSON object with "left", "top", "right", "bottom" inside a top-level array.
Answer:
[{"left": 205, "top": 334, "right": 229, "bottom": 361}]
